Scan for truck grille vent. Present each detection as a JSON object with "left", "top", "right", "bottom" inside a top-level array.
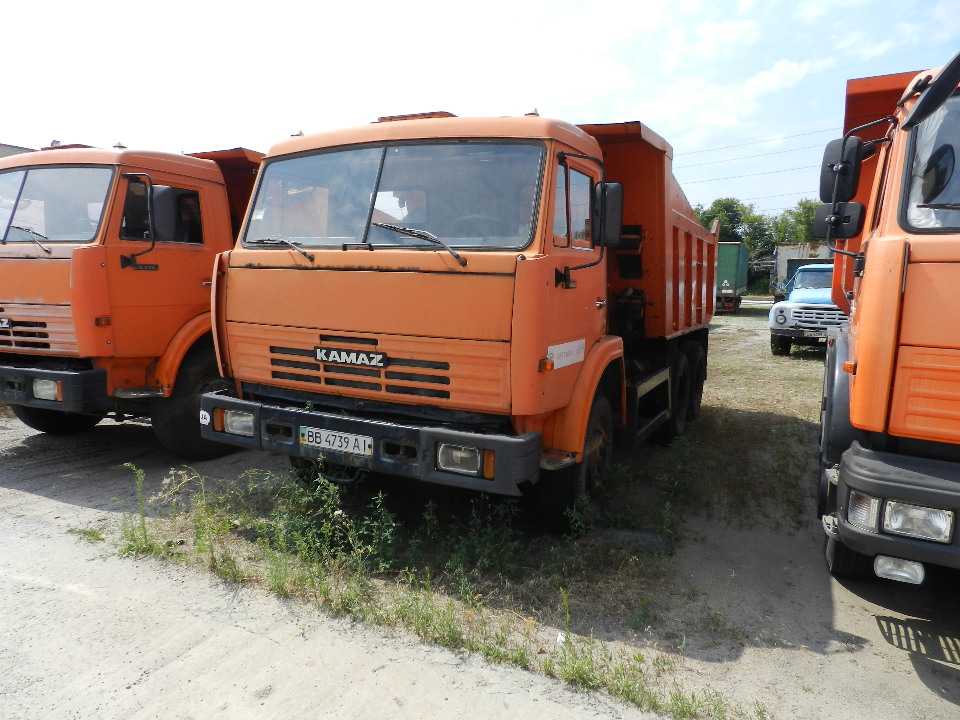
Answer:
[
  {"left": 0, "top": 320, "right": 52, "bottom": 349},
  {"left": 793, "top": 306, "right": 846, "bottom": 328},
  {"left": 268, "top": 343, "right": 452, "bottom": 400}
]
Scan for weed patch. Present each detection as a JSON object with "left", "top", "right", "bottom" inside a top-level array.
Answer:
[{"left": 109, "top": 313, "right": 819, "bottom": 719}]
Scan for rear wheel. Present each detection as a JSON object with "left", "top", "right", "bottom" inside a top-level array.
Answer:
[
  {"left": 11, "top": 404, "right": 103, "bottom": 434},
  {"left": 653, "top": 351, "right": 691, "bottom": 445},
  {"left": 682, "top": 341, "right": 706, "bottom": 421},
  {"left": 770, "top": 334, "right": 791, "bottom": 356},
  {"left": 151, "top": 350, "right": 236, "bottom": 460},
  {"left": 535, "top": 394, "right": 613, "bottom": 533}
]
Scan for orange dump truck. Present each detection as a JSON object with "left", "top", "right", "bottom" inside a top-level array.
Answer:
[
  {"left": 199, "top": 114, "right": 715, "bottom": 525},
  {"left": 817, "top": 52, "right": 960, "bottom": 583},
  {"left": 0, "top": 145, "right": 262, "bottom": 458}
]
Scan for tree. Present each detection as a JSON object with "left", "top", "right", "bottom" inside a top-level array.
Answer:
[{"left": 694, "top": 197, "right": 773, "bottom": 258}]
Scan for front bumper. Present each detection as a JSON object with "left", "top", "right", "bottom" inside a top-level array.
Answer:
[
  {"left": 0, "top": 363, "right": 109, "bottom": 414},
  {"left": 834, "top": 442, "right": 960, "bottom": 569},
  {"left": 199, "top": 391, "right": 541, "bottom": 496},
  {"left": 770, "top": 327, "right": 828, "bottom": 341}
]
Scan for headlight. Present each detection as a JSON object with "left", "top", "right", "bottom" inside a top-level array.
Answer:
[
  {"left": 224, "top": 409, "right": 255, "bottom": 437},
  {"left": 33, "top": 378, "right": 61, "bottom": 401},
  {"left": 847, "top": 490, "right": 880, "bottom": 532},
  {"left": 874, "top": 556, "right": 925, "bottom": 584},
  {"left": 883, "top": 500, "right": 953, "bottom": 543},
  {"left": 437, "top": 443, "right": 482, "bottom": 476},
  {"left": 775, "top": 311, "right": 787, "bottom": 325}
]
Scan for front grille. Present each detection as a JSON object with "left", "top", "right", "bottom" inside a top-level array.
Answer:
[
  {"left": 793, "top": 305, "right": 846, "bottom": 329},
  {"left": 0, "top": 304, "right": 77, "bottom": 353},
  {"left": 268, "top": 338, "right": 452, "bottom": 399},
  {"left": 229, "top": 324, "right": 510, "bottom": 413}
]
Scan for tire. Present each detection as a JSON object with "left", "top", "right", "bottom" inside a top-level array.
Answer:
[
  {"left": 818, "top": 333, "right": 863, "bottom": 518},
  {"left": 11, "top": 404, "right": 103, "bottom": 434},
  {"left": 151, "top": 349, "right": 236, "bottom": 460},
  {"left": 682, "top": 341, "right": 706, "bottom": 421},
  {"left": 652, "top": 351, "right": 691, "bottom": 445},
  {"left": 535, "top": 394, "right": 613, "bottom": 533},
  {"left": 824, "top": 535, "right": 874, "bottom": 580},
  {"left": 770, "top": 334, "right": 791, "bottom": 356}
]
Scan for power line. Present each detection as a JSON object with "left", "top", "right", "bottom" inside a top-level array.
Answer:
[
  {"left": 675, "top": 128, "right": 839, "bottom": 156},
  {"left": 683, "top": 165, "right": 820, "bottom": 184},
  {"left": 675, "top": 144, "right": 825, "bottom": 169},
  {"left": 742, "top": 190, "right": 818, "bottom": 201}
]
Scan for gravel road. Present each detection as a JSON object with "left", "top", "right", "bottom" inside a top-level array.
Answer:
[{"left": 0, "top": 418, "right": 655, "bottom": 720}]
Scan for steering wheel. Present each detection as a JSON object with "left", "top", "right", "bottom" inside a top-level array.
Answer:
[{"left": 450, "top": 214, "right": 513, "bottom": 237}]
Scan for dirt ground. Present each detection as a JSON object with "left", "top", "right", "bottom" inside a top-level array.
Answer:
[{"left": 2, "top": 308, "right": 959, "bottom": 719}]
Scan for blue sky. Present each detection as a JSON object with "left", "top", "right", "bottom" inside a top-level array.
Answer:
[{"left": 6, "top": 0, "right": 959, "bottom": 216}]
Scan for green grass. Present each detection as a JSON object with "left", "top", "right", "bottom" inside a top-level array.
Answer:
[{"left": 109, "top": 314, "right": 809, "bottom": 720}]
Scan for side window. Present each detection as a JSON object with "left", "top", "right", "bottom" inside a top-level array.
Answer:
[
  {"left": 121, "top": 180, "right": 204, "bottom": 244},
  {"left": 176, "top": 193, "right": 203, "bottom": 244},
  {"left": 120, "top": 179, "right": 149, "bottom": 239},
  {"left": 552, "top": 163, "right": 593, "bottom": 248}
]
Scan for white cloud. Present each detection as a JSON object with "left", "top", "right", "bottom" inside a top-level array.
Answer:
[{"left": 694, "top": 19, "right": 761, "bottom": 60}]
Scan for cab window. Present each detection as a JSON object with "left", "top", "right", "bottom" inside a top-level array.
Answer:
[{"left": 553, "top": 163, "right": 592, "bottom": 248}]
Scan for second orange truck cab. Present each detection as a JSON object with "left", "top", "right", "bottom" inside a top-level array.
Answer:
[
  {"left": 817, "top": 52, "right": 960, "bottom": 583},
  {"left": 199, "top": 114, "right": 715, "bottom": 527},
  {"left": 0, "top": 145, "right": 262, "bottom": 458}
]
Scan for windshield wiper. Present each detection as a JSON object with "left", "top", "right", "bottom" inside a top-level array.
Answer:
[
  {"left": 918, "top": 203, "right": 960, "bottom": 210},
  {"left": 9, "top": 226, "right": 52, "bottom": 254},
  {"left": 372, "top": 222, "right": 467, "bottom": 267},
  {"left": 248, "top": 237, "right": 315, "bottom": 262}
]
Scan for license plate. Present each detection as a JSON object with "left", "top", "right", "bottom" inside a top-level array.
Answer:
[
  {"left": 804, "top": 330, "right": 826, "bottom": 338},
  {"left": 299, "top": 426, "right": 374, "bottom": 456}
]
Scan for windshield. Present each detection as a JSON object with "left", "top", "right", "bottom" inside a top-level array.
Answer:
[
  {"left": 0, "top": 166, "right": 113, "bottom": 244},
  {"left": 792, "top": 270, "right": 832, "bottom": 290},
  {"left": 904, "top": 93, "right": 960, "bottom": 231},
  {"left": 243, "top": 141, "right": 544, "bottom": 251}
]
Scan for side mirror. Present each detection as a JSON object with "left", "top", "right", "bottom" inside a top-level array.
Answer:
[
  {"left": 814, "top": 202, "right": 865, "bottom": 240},
  {"left": 149, "top": 186, "right": 179, "bottom": 243},
  {"left": 592, "top": 181, "right": 623, "bottom": 247},
  {"left": 820, "top": 137, "right": 863, "bottom": 202}
]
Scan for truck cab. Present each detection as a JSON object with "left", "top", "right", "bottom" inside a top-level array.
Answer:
[
  {"left": 817, "top": 53, "right": 960, "bottom": 584},
  {"left": 199, "top": 114, "right": 714, "bottom": 527},
  {"left": 0, "top": 145, "right": 262, "bottom": 458},
  {"left": 768, "top": 263, "right": 847, "bottom": 355}
]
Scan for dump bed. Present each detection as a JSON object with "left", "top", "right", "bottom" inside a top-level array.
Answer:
[
  {"left": 832, "top": 71, "right": 918, "bottom": 309},
  {"left": 580, "top": 122, "right": 716, "bottom": 340}
]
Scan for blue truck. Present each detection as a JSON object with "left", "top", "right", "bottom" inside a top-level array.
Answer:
[{"left": 768, "top": 264, "right": 847, "bottom": 356}]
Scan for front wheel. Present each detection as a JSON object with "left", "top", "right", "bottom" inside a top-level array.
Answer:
[
  {"left": 770, "top": 334, "right": 791, "bottom": 356},
  {"left": 534, "top": 394, "right": 613, "bottom": 533},
  {"left": 151, "top": 350, "right": 236, "bottom": 460},
  {"left": 11, "top": 404, "right": 103, "bottom": 434},
  {"left": 824, "top": 535, "right": 874, "bottom": 580}
]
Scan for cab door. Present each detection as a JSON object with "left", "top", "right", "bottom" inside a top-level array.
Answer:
[
  {"left": 538, "top": 157, "right": 608, "bottom": 404},
  {"left": 101, "top": 175, "right": 220, "bottom": 359}
]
